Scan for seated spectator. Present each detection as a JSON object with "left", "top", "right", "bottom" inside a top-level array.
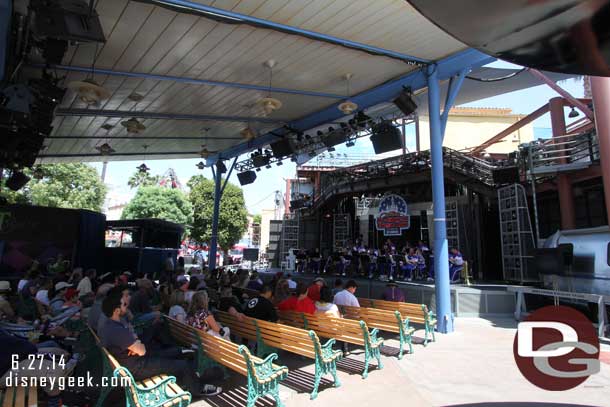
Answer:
[
  {"left": 17, "top": 281, "right": 40, "bottom": 321},
  {"left": 35, "top": 279, "right": 52, "bottom": 308},
  {"left": 18, "top": 268, "right": 39, "bottom": 294},
  {"left": 100, "top": 293, "right": 221, "bottom": 397},
  {"left": 243, "top": 285, "right": 277, "bottom": 322},
  {"left": 187, "top": 291, "right": 230, "bottom": 340},
  {"left": 285, "top": 274, "right": 297, "bottom": 290},
  {"left": 315, "top": 287, "right": 340, "bottom": 318},
  {"left": 278, "top": 283, "right": 316, "bottom": 314},
  {"left": 62, "top": 287, "right": 81, "bottom": 310},
  {"left": 97, "top": 285, "right": 132, "bottom": 334},
  {"left": 307, "top": 277, "right": 325, "bottom": 302},
  {"left": 168, "top": 290, "right": 187, "bottom": 323},
  {"left": 273, "top": 279, "right": 290, "bottom": 305},
  {"left": 0, "top": 281, "right": 15, "bottom": 320},
  {"left": 50, "top": 282, "right": 72, "bottom": 315},
  {"left": 68, "top": 267, "right": 83, "bottom": 286},
  {"left": 234, "top": 269, "right": 250, "bottom": 289},
  {"left": 381, "top": 281, "right": 405, "bottom": 302},
  {"left": 175, "top": 275, "right": 189, "bottom": 293},
  {"left": 130, "top": 279, "right": 155, "bottom": 317},
  {"left": 246, "top": 271, "right": 263, "bottom": 291},
  {"left": 332, "top": 279, "right": 343, "bottom": 296},
  {"left": 185, "top": 277, "right": 199, "bottom": 304},
  {"left": 333, "top": 280, "right": 360, "bottom": 307},
  {"left": 88, "top": 283, "right": 114, "bottom": 332},
  {"left": 218, "top": 286, "right": 245, "bottom": 321},
  {"left": 77, "top": 268, "right": 95, "bottom": 297}
]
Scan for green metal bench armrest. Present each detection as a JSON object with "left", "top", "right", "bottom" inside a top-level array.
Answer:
[
  {"left": 238, "top": 346, "right": 287, "bottom": 381},
  {"left": 320, "top": 337, "right": 342, "bottom": 361},
  {"left": 113, "top": 366, "right": 191, "bottom": 406},
  {"left": 369, "top": 327, "right": 384, "bottom": 347}
]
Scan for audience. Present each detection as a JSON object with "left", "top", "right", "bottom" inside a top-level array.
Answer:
[
  {"left": 307, "top": 277, "right": 325, "bottom": 302},
  {"left": 278, "top": 282, "right": 316, "bottom": 314},
  {"left": 315, "top": 286, "right": 341, "bottom": 318},
  {"left": 243, "top": 285, "right": 277, "bottom": 322},
  {"left": 187, "top": 291, "right": 230, "bottom": 340},
  {"left": 333, "top": 280, "right": 360, "bottom": 307}
]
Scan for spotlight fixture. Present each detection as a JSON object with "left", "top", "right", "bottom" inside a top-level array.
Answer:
[
  {"left": 265, "top": 164, "right": 272, "bottom": 169},
  {"left": 328, "top": 127, "right": 335, "bottom": 133},
  {"left": 328, "top": 147, "right": 336, "bottom": 152},
  {"left": 196, "top": 161, "right": 205, "bottom": 170},
  {"left": 136, "top": 163, "right": 150, "bottom": 174},
  {"left": 346, "top": 140, "right": 355, "bottom": 147},
  {"left": 276, "top": 161, "right": 283, "bottom": 166},
  {"left": 316, "top": 131, "right": 324, "bottom": 137},
  {"left": 305, "top": 134, "right": 311, "bottom": 140},
  {"left": 568, "top": 107, "right": 579, "bottom": 118},
  {"left": 290, "top": 156, "right": 297, "bottom": 162},
  {"left": 256, "top": 168, "right": 261, "bottom": 172}
]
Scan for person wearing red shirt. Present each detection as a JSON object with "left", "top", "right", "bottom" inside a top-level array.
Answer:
[
  {"left": 278, "top": 283, "right": 316, "bottom": 314},
  {"left": 306, "top": 277, "right": 325, "bottom": 302}
]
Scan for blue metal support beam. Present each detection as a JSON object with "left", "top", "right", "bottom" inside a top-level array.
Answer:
[
  {"left": 44, "top": 65, "right": 345, "bottom": 99},
  {"left": 441, "top": 68, "right": 468, "bottom": 138},
  {"left": 56, "top": 108, "right": 287, "bottom": 124},
  {"left": 0, "top": 0, "right": 11, "bottom": 81},
  {"left": 221, "top": 157, "right": 238, "bottom": 196},
  {"left": 135, "top": 0, "right": 431, "bottom": 65},
  {"left": 211, "top": 49, "right": 495, "bottom": 163},
  {"left": 427, "top": 64, "right": 453, "bottom": 334},
  {"left": 209, "top": 163, "right": 222, "bottom": 271}
]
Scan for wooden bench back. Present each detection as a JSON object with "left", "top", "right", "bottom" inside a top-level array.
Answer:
[
  {"left": 0, "top": 386, "right": 37, "bottom": 407},
  {"left": 340, "top": 305, "right": 400, "bottom": 333},
  {"left": 277, "top": 310, "right": 366, "bottom": 346},
  {"left": 358, "top": 298, "right": 428, "bottom": 324},
  {"left": 216, "top": 311, "right": 316, "bottom": 359}
]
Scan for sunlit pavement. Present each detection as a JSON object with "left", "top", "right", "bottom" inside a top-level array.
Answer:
[{"left": 192, "top": 317, "right": 610, "bottom": 407}]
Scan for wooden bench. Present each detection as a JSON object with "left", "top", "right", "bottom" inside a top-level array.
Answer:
[
  {"left": 277, "top": 311, "right": 383, "bottom": 379},
  {"left": 164, "top": 317, "right": 288, "bottom": 407},
  {"left": 358, "top": 298, "right": 437, "bottom": 345},
  {"left": 90, "top": 328, "right": 192, "bottom": 407},
  {"left": 338, "top": 305, "right": 414, "bottom": 359},
  {"left": 215, "top": 311, "right": 342, "bottom": 399},
  {"left": 0, "top": 387, "right": 37, "bottom": 407}
]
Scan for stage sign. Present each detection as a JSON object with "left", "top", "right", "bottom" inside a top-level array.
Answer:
[{"left": 375, "top": 194, "right": 410, "bottom": 236}]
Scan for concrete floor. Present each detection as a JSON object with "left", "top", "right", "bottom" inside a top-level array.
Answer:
[{"left": 192, "top": 317, "right": 610, "bottom": 407}]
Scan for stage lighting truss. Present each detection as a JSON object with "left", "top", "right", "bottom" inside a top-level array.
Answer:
[{"left": 233, "top": 112, "right": 388, "bottom": 172}]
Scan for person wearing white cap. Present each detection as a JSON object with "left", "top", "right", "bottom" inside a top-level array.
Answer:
[
  {"left": 0, "top": 281, "right": 14, "bottom": 319},
  {"left": 49, "top": 282, "right": 72, "bottom": 315}
]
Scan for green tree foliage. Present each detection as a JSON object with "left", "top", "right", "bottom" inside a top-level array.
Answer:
[
  {"left": 1, "top": 164, "right": 106, "bottom": 211},
  {"left": 121, "top": 186, "right": 193, "bottom": 230},
  {"left": 189, "top": 176, "right": 248, "bottom": 250},
  {"left": 252, "top": 214, "right": 262, "bottom": 224},
  {"left": 127, "top": 170, "right": 160, "bottom": 189}
]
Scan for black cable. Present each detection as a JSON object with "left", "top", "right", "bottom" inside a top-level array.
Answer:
[{"left": 466, "top": 68, "right": 527, "bottom": 82}]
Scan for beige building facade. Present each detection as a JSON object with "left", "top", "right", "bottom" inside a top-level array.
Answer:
[{"left": 418, "top": 107, "right": 534, "bottom": 154}]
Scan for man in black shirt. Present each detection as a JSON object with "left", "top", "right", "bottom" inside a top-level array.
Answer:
[{"left": 243, "top": 285, "right": 277, "bottom": 322}]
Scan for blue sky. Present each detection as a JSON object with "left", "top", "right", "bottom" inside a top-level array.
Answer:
[{"left": 92, "top": 60, "right": 585, "bottom": 214}]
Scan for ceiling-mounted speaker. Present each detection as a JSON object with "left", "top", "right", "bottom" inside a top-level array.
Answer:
[
  {"left": 252, "top": 155, "right": 270, "bottom": 168},
  {"left": 370, "top": 121, "right": 403, "bottom": 154},
  {"left": 270, "top": 139, "right": 295, "bottom": 158},
  {"left": 393, "top": 89, "right": 418, "bottom": 116},
  {"left": 321, "top": 130, "right": 348, "bottom": 148},
  {"left": 406, "top": 0, "right": 610, "bottom": 76},
  {"left": 6, "top": 171, "right": 31, "bottom": 191},
  {"left": 237, "top": 170, "right": 257, "bottom": 186},
  {"left": 491, "top": 166, "right": 520, "bottom": 185}
]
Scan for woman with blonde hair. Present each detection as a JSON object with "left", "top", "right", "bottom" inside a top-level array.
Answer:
[
  {"left": 168, "top": 289, "right": 187, "bottom": 323},
  {"left": 187, "top": 291, "right": 230, "bottom": 340}
]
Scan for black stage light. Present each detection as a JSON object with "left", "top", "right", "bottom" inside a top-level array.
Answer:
[
  {"left": 346, "top": 140, "right": 355, "bottom": 147},
  {"left": 255, "top": 168, "right": 261, "bottom": 172},
  {"left": 270, "top": 138, "right": 295, "bottom": 158},
  {"left": 265, "top": 164, "right": 272, "bottom": 169},
  {"left": 216, "top": 160, "right": 227, "bottom": 173},
  {"left": 305, "top": 134, "right": 311, "bottom": 140},
  {"left": 328, "top": 147, "right": 336, "bottom": 152},
  {"left": 328, "top": 127, "right": 334, "bottom": 132},
  {"left": 237, "top": 170, "right": 257, "bottom": 185},
  {"left": 252, "top": 155, "right": 270, "bottom": 168},
  {"left": 393, "top": 89, "right": 418, "bottom": 116},
  {"left": 276, "top": 161, "right": 283, "bottom": 166},
  {"left": 6, "top": 171, "right": 30, "bottom": 191},
  {"left": 316, "top": 131, "right": 324, "bottom": 137}
]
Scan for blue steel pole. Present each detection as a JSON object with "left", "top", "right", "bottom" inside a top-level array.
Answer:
[
  {"left": 209, "top": 165, "right": 222, "bottom": 271},
  {"left": 427, "top": 64, "right": 453, "bottom": 334}
]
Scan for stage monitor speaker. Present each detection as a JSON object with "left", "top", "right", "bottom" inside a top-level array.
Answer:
[
  {"left": 393, "top": 90, "right": 418, "bottom": 116},
  {"left": 322, "top": 130, "right": 348, "bottom": 148},
  {"left": 243, "top": 248, "right": 259, "bottom": 261},
  {"left": 370, "top": 121, "right": 403, "bottom": 154},
  {"left": 237, "top": 170, "right": 257, "bottom": 186},
  {"left": 270, "top": 139, "right": 295, "bottom": 158},
  {"left": 491, "top": 166, "right": 519, "bottom": 184},
  {"left": 252, "top": 155, "right": 270, "bottom": 168},
  {"left": 5, "top": 172, "right": 31, "bottom": 191}
]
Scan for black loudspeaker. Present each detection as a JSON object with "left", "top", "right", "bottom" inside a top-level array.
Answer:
[
  {"left": 270, "top": 139, "right": 295, "bottom": 158},
  {"left": 491, "top": 166, "right": 519, "bottom": 184},
  {"left": 237, "top": 170, "right": 257, "bottom": 186},
  {"left": 31, "top": 0, "right": 106, "bottom": 43},
  {"left": 243, "top": 248, "right": 259, "bottom": 261},
  {"left": 370, "top": 121, "right": 403, "bottom": 154},
  {"left": 322, "top": 130, "right": 348, "bottom": 148},
  {"left": 216, "top": 161, "right": 227, "bottom": 173},
  {"left": 393, "top": 90, "right": 418, "bottom": 116},
  {"left": 5, "top": 171, "right": 31, "bottom": 191},
  {"left": 252, "top": 155, "right": 270, "bottom": 168}
]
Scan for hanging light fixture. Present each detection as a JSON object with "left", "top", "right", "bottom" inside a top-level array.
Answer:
[
  {"left": 95, "top": 124, "right": 115, "bottom": 156},
  {"left": 258, "top": 59, "right": 283, "bottom": 115},
  {"left": 568, "top": 107, "right": 580, "bottom": 118},
  {"left": 338, "top": 73, "right": 358, "bottom": 115},
  {"left": 120, "top": 93, "right": 146, "bottom": 134},
  {"left": 67, "top": 44, "right": 109, "bottom": 105},
  {"left": 137, "top": 145, "right": 150, "bottom": 174},
  {"left": 196, "top": 161, "right": 206, "bottom": 170},
  {"left": 240, "top": 126, "right": 257, "bottom": 140}
]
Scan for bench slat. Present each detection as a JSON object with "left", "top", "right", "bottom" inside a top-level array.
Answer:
[
  {"left": 27, "top": 386, "right": 36, "bottom": 407},
  {"left": 2, "top": 388, "right": 14, "bottom": 407},
  {"left": 14, "top": 388, "right": 24, "bottom": 407}
]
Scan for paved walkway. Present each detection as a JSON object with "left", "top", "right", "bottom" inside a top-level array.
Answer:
[{"left": 193, "top": 317, "right": 610, "bottom": 407}]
